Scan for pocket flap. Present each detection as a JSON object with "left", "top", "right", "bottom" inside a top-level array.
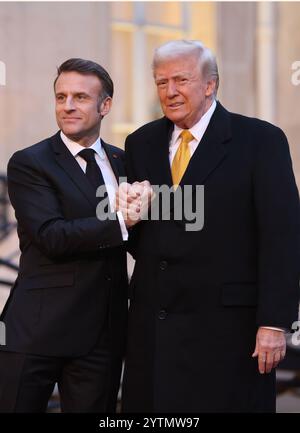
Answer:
[{"left": 25, "top": 272, "right": 74, "bottom": 290}]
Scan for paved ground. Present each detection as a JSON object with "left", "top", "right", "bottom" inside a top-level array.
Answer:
[
  {"left": 277, "top": 389, "right": 300, "bottom": 413},
  {"left": 277, "top": 369, "right": 300, "bottom": 412}
]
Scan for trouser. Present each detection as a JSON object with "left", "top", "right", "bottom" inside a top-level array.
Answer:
[{"left": 0, "top": 327, "right": 122, "bottom": 413}]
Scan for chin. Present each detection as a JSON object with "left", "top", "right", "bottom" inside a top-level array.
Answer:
[
  {"left": 165, "top": 110, "right": 184, "bottom": 121},
  {"left": 166, "top": 113, "right": 180, "bottom": 121},
  {"left": 62, "top": 127, "right": 80, "bottom": 136}
]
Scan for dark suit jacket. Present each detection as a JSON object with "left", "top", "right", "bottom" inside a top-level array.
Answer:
[
  {"left": 0, "top": 131, "right": 128, "bottom": 358},
  {"left": 122, "top": 102, "right": 300, "bottom": 412}
]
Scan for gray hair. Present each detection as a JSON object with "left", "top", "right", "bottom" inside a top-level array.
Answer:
[{"left": 152, "top": 40, "right": 219, "bottom": 97}]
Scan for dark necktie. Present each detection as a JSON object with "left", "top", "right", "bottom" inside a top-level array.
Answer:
[
  {"left": 78, "top": 148, "right": 105, "bottom": 189},
  {"left": 171, "top": 129, "right": 194, "bottom": 189},
  {"left": 78, "top": 149, "right": 108, "bottom": 202}
]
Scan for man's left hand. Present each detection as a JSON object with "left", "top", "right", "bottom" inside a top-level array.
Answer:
[{"left": 252, "top": 327, "right": 286, "bottom": 374}]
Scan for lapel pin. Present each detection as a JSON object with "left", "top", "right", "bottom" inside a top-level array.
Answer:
[{"left": 112, "top": 154, "right": 118, "bottom": 159}]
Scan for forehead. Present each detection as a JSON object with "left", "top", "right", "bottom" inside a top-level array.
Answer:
[
  {"left": 55, "top": 71, "right": 102, "bottom": 93},
  {"left": 154, "top": 54, "right": 201, "bottom": 78}
]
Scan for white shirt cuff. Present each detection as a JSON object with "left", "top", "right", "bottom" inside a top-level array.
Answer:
[
  {"left": 260, "top": 326, "right": 285, "bottom": 332},
  {"left": 117, "top": 211, "right": 128, "bottom": 241}
]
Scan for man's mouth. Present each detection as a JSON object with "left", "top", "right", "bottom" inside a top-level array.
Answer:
[{"left": 168, "top": 102, "right": 183, "bottom": 109}]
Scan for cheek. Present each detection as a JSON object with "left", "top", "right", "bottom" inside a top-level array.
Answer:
[
  {"left": 158, "top": 92, "right": 166, "bottom": 104},
  {"left": 188, "top": 93, "right": 202, "bottom": 109},
  {"left": 56, "top": 105, "right": 67, "bottom": 115},
  {"left": 55, "top": 109, "right": 62, "bottom": 119}
]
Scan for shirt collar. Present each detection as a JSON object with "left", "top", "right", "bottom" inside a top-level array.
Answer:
[
  {"left": 60, "top": 131, "right": 103, "bottom": 157},
  {"left": 172, "top": 99, "right": 217, "bottom": 144}
]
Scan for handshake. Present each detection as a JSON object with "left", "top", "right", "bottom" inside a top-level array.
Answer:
[{"left": 116, "top": 181, "right": 155, "bottom": 228}]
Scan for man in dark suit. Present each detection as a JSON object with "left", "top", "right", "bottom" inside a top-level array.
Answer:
[
  {"left": 0, "top": 58, "right": 133, "bottom": 412},
  {"left": 119, "top": 40, "right": 300, "bottom": 412}
]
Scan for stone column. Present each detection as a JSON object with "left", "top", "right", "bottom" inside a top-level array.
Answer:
[
  {"left": 276, "top": 2, "right": 300, "bottom": 187},
  {"left": 216, "top": 2, "right": 256, "bottom": 117},
  {"left": 256, "top": 2, "right": 276, "bottom": 123},
  {"left": 132, "top": 2, "right": 148, "bottom": 127}
]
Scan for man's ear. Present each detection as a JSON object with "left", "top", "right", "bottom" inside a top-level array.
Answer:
[
  {"left": 205, "top": 79, "right": 216, "bottom": 98},
  {"left": 99, "top": 97, "right": 112, "bottom": 117}
]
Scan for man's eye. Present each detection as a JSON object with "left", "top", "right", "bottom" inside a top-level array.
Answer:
[
  {"left": 77, "top": 95, "right": 86, "bottom": 100},
  {"left": 157, "top": 82, "right": 167, "bottom": 88},
  {"left": 56, "top": 95, "right": 65, "bottom": 102}
]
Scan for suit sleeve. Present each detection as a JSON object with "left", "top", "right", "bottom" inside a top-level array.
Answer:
[
  {"left": 7, "top": 150, "right": 124, "bottom": 259},
  {"left": 253, "top": 126, "right": 300, "bottom": 329},
  {"left": 124, "top": 135, "right": 144, "bottom": 259}
]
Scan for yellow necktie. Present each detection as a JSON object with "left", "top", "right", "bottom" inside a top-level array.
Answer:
[{"left": 171, "top": 129, "right": 194, "bottom": 188}]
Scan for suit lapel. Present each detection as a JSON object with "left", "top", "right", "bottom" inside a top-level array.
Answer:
[
  {"left": 102, "top": 141, "right": 126, "bottom": 183},
  {"left": 180, "top": 102, "right": 231, "bottom": 188},
  {"left": 50, "top": 132, "right": 99, "bottom": 209}
]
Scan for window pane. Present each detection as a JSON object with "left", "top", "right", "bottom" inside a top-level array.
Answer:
[
  {"left": 112, "top": 2, "right": 133, "bottom": 21},
  {"left": 145, "top": 2, "right": 182, "bottom": 27}
]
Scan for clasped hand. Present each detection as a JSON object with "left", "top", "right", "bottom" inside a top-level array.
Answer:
[{"left": 116, "top": 181, "right": 154, "bottom": 228}]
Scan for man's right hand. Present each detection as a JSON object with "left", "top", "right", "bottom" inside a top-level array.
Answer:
[{"left": 116, "top": 181, "right": 154, "bottom": 228}]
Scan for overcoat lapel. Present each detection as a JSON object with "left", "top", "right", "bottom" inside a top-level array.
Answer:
[
  {"left": 146, "top": 102, "right": 232, "bottom": 190},
  {"left": 180, "top": 102, "right": 232, "bottom": 188},
  {"left": 145, "top": 118, "right": 174, "bottom": 188},
  {"left": 145, "top": 103, "right": 232, "bottom": 223}
]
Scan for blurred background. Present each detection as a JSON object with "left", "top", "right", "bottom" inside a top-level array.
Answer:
[{"left": 0, "top": 1, "right": 299, "bottom": 412}]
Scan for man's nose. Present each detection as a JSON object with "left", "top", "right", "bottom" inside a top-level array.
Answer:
[
  {"left": 64, "top": 96, "right": 75, "bottom": 111},
  {"left": 166, "top": 81, "right": 178, "bottom": 98}
]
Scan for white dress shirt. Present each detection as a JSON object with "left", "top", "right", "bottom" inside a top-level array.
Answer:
[{"left": 60, "top": 131, "right": 128, "bottom": 241}]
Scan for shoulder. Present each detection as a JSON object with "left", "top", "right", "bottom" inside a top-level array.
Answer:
[
  {"left": 229, "top": 110, "right": 286, "bottom": 140},
  {"left": 102, "top": 142, "right": 124, "bottom": 157},
  {"left": 223, "top": 108, "right": 289, "bottom": 156},
  {"left": 8, "top": 133, "right": 58, "bottom": 167},
  {"left": 127, "top": 117, "right": 169, "bottom": 141}
]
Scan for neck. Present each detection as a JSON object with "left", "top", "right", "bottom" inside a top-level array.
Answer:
[
  {"left": 65, "top": 131, "right": 100, "bottom": 148},
  {"left": 193, "top": 99, "right": 214, "bottom": 126}
]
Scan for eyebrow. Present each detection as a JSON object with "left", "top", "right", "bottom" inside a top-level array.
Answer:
[
  {"left": 155, "top": 72, "right": 192, "bottom": 81},
  {"left": 55, "top": 91, "right": 90, "bottom": 97}
]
